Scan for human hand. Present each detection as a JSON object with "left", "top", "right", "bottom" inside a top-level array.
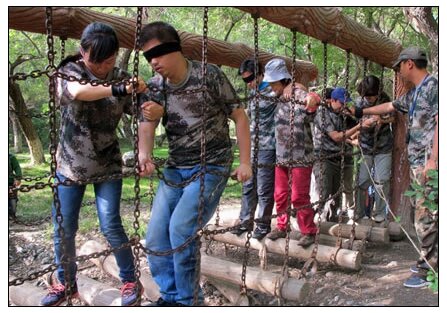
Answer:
[
  {"left": 126, "top": 76, "right": 148, "bottom": 94},
  {"left": 138, "top": 153, "right": 155, "bottom": 177},
  {"left": 142, "top": 101, "right": 164, "bottom": 121},
  {"left": 305, "top": 92, "right": 320, "bottom": 113},
  {"left": 14, "top": 179, "right": 21, "bottom": 187},
  {"left": 283, "top": 84, "right": 293, "bottom": 101},
  {"left": 230, "top": 163, "right": 252, "bottom": 183},
  {"left": 362, "top": 116, "right": 379, "bottom": 128}
]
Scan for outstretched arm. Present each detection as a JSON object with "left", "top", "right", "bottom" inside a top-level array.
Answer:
[
  {"left": 138, "top": 120, "right": 159, "bottom": 176},
  {"left": 229, "top": 108, "right": 252, "bottom": 183}
]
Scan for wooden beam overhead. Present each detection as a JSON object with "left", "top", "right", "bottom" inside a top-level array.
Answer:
[
  {"left": 8, "top": 7, "right": 318, "bottom": 85},
  {"left": 237, "top": 7, "right": 402, "bottom": 68}
]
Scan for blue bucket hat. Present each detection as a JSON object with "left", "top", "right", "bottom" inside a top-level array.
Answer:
[{"left": 331, "top": 87, "right": 352, "bottom": 104}]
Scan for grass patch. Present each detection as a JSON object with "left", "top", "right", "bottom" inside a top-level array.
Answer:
[{"left": 12, "top": 145, "right": 242, "bottom": 235}]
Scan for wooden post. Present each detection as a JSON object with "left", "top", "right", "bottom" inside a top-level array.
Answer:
[{"left": 206, "top": 226, "right": 362, "bottom": 270}]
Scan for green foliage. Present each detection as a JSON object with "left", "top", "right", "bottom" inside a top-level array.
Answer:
[
  {"left": 404, "top": 169, "right": 438, "bottom": 213},
  {"left": 426, "top": 270, "right": 438, "bottom": 292}
]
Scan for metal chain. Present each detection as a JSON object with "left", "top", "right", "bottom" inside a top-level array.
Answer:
[
  {"left": 59, "top": 36, "right": 67, "bottom": 62},
  {"left": 45, "top": 6, "right": 73, "bottom": 306},
  {"left": 131, "top": 7, "right": 144, "bottom": 285},
  {"left": 193, "top": 7, "right": 208, "bottom": 305}
]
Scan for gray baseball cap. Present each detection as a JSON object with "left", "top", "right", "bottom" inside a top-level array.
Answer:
[
  {"left": 392, "top": 47, "right": 428, "bottom": 68},
  {"left": 263, "top": 58, "right": 292, "bottom": 83}
]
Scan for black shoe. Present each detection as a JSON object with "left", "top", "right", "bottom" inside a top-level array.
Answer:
[
  {"left": 296, "top": 234, "right": 315, "bottom": 248},
  {"left": 252, "top": 227, "right": 270, "bottom": 240},
  {"left": 146, "top": 297, "right": 178, "bottom": 306},
  {"left": 230, "top": 224, "right": 249, "bottom": 236},
  {"left": 266, "top": 228, "right": 287, "bottom": 240}
]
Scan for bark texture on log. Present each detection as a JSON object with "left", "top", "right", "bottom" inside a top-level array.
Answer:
[
  {"left": 237, "top": 7, "right": 402, "bottom": 67},
  {"left": 8, "top": 7, "right": 317, "bottom": 85}
]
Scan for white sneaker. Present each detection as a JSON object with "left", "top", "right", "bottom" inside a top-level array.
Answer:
[
  {"left": 372, "top": 214, "right": 385, "bottom": 223},
  {"left": 346, "top": 219, "right": 358, "bottom": 225}
]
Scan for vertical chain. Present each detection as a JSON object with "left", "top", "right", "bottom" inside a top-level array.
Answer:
[
  {"left": 363, "top": 57, "right": 368, "bottom": 78},
  {"left": 193, "top": 6, "right": 208, "bottom": 306},
  {"left": 46, "top": 7, "right": 72, "bottom": 306},
  {"left": 59, "top": 36, "right": 66, "bottom": 63},
  {"left": 280, "top": 29, "right": 297, "bottom": 280},
  {"left": 131, "top": 6, "right": 143, "bottom": 286}
]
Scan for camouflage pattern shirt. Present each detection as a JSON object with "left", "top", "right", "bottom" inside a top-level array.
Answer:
[
  {"left": 355, "top": 94, "right": 393, "bottom": 155},
  {"left": 274, "top": 89, "right": 314, "bottom": 166},
  {"left": 246, "top": 81, "right": 276, "bottom": 151},
  {"left": 392, "top": 74, "right": 438, "bottom": 167},
  {"left": 142, "top": 59, "right": 241, "bottom": 167},
  {"left": 313, "top": 106, "right": 354, "bottom": 163},
  {"left": 56, "top": 59, "right": 133, "bottom": 181}
]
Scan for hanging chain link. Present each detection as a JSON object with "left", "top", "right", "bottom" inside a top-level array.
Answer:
[
  {"left": 130, "top": 6, "right": 144, "bottom": 285},
  {"left": 193, "top": 6, "right": 209, "bottom": 306},
  {"left": 59, "top": 36, "right": 67, "bottom": 62},
  {"left": 45, "top": 6, "right": 74, "bottom": 306}
]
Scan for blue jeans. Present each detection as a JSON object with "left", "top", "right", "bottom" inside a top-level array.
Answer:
[
  {"left": 52, "top": 172, "right": 135, "bottom": 285},
  {"left": 240, "top": 150, "right": 275, "bottom": 230},
  {"left": 146, "top": 165, "right": 229, "bottom": 305}
]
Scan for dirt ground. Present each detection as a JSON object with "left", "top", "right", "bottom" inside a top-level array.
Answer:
[{"left": 8, "top": 199, "right": 438, "bottom": 307}]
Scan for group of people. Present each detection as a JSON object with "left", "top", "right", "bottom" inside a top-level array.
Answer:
[{"left": 28, "top": 20, "right": 436, "bottom": 306}]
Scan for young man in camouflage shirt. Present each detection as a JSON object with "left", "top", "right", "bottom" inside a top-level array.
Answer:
[
  {"left": 231, "top": 58, "right": 276, "bottom": 240},
  {"left": 137, "top": 21, "right": 252, "bottom": 306},
  {"left": 354, "top": 47, "right": 438, "bottom": 288},
  {"left": 354, "top": 75, "right": 394, "bottom": 223}
]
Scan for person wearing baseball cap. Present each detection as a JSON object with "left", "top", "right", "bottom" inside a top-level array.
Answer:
[
  {"left": 262, "top": 58, "right": 320, "bottom": 248},
  {"left": 313, "top": 87, "right": 376, "bottom": 224},
  {"left": 353, "top": 47, "right": 438, "bottom": 288}
]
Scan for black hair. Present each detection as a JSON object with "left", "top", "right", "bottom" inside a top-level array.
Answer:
[
  {"left": 238, "top": 58, "right": 263, "bottom": 76},
  {"left": 58, "top": 22, "right": 119, "bottom": 68},
  {"left": 413, "top": 59, "right": 428, "bottom": 69},
  {"left": 357, "top": 75, "right": 380, "bottom": 97},
  {"left": 140, "top": 21, "right": 181, "bottom": 47},
  {"left": 324, "top": 87, "right": 334, "bottom": 100},
  {"left": 280, "top": 78, "right": 292, "bottom": 86}
]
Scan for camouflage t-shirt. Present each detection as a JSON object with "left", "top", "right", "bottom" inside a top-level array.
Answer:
[
  {"left": 355, "top": 94, "right": 393, "bottom": 155},
  {"left": 313, "top": 105, "right": 354, "bottom": 162},
  {"left": 392, "top": 75, "right": 438, "bottom": 167},
  {"left": 274, "top": 89, "right": 314, "bottom": 166},
  {"left": 143, "top": 60, "right": 241, "bottom": 167},
  {"left": 246, "top": 82, "right": 276, "bottom": 151},
  {"left": 56, "top": 59, "right": 133, "bottom": 181}
]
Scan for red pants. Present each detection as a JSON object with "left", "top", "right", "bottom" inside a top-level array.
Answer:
[{"left": 274, "top": 166, "right": 317, "bottom": 235}]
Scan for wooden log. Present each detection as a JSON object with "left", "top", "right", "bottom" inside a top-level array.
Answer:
[
  {"left": 206, "top": 226, "right": 361, "bottom": 270},
  {"left": 237, "top": 7, "right": 402, "bottom": 68},
  {"left": 9, "top": 275, "right": 47, "bottom": 306},
  {"left": 388, "top": 221, "right": 405, "bottom": 241},
  {"left": 77, "top": 274, "right": 121, "bottom": 306},
  {"left": 79, "top": 241, "right": 160, "bottom": 301},
  {"left": 319, "top": 221, "right": 389, "bottom": 243},
  {"left": 8, "top": 7, "right": 317, "bottom": 85},
  {"left": 200, "top": 254, "right": 310, "bottom": 303},
  {"left": 81, "top": 240, "right": 309, "bottom": 302},
  {"left": 289, "top": 230, "right": 365, "bottom": 252}
]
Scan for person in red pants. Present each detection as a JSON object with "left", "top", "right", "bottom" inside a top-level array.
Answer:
[{"left": 262, "top": 58, "right": 320, "bottom": 247}]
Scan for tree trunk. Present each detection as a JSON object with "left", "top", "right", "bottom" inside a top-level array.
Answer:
[
  {"left": 403, "top": 7, "right": 438, "bottom": 76},
  {"left": 8, "top": 79, "right": 45, "bottom": 164},
  {"left": 9, "top": 112, "right": 23, "bottom": 153}
]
